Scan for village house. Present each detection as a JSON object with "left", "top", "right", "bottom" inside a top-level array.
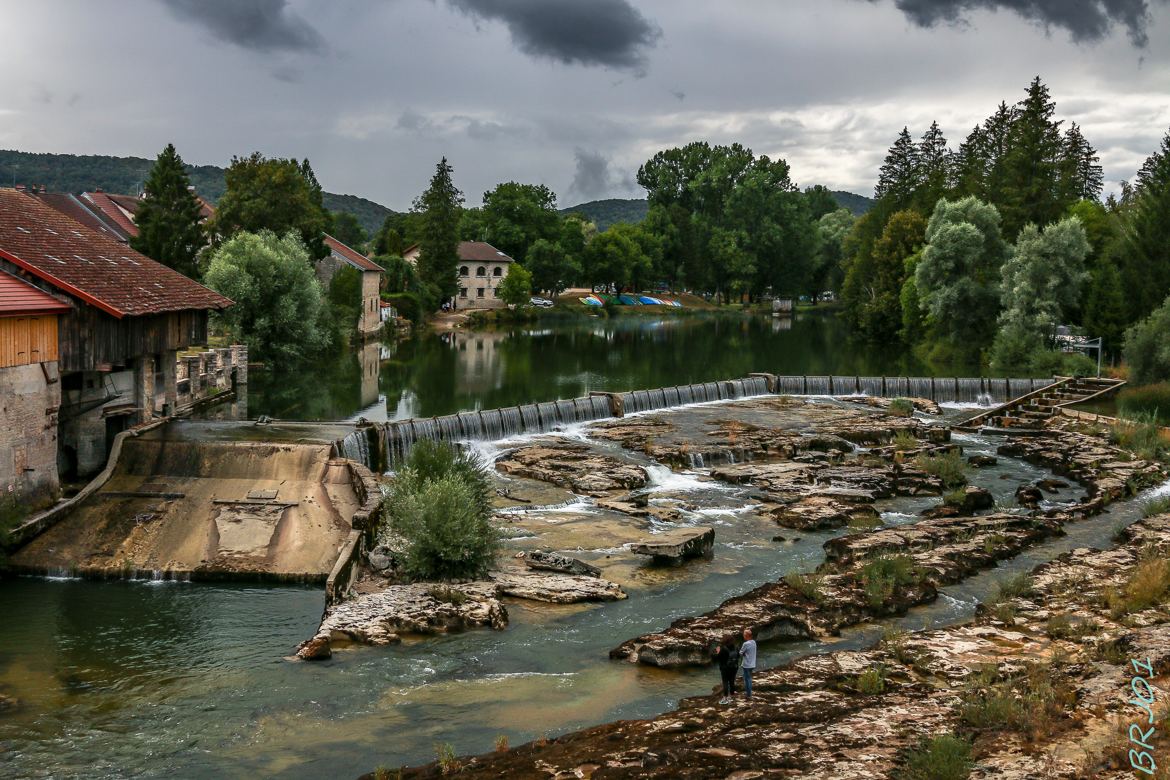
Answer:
[
  {"left": 402, "top": 241, "right": 514, "bottom": 309},
  {"left": 316, "top": 234, "right": 385, "bottom": 337},
  {"left": 0, "top": 188, "right": 232, "bottom": 495}
]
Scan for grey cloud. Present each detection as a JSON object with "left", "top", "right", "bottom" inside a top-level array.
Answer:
[
  {"left": 445, "top": 0, "right": 661, "bottom": 72},
  {"left": 397, "top": 110, "right": 433, "bottom": 132},
  {"left": 159, "top": 0, "right": 326, "bottom": 54},
  {"left": 868, "top": 0, "right": 1168, "bottom": 47},
  {"left": 566, "top": 148, "right": 637, "bottom": 201}
]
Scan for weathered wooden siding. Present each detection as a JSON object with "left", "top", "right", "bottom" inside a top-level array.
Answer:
[
  {"left": 57, "top": 307, "right": 209, "bottom": 372},
  {"left": 0, "top": 315, "right": 59, "bottom": 367}
]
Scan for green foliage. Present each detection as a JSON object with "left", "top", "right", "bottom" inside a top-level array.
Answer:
[
  {"left": 861, "top": 554, "right": 921, "bottom": 609},
  {"left": 583, "top": 225, "right": 651, "bottom": 291},
  {"left": 915, "top": 450, "right": 966, "bottom": 488},
  {"left": 888, "top": 398, "right": 915, "bottom": 417},
  {"left": 1106, "top": 555, "right": 1170, "bottom": 617},
  {"left": 784, "top": 572, "right": 825, "bottom": 603},
  {"left": 1045, "top": 613, "right": 1099, "bottom": 640},
  {"left": 526, "top": 238, "right": 577, "bottom": 297},
  {"left": 1118, "top": 127, "right": 1170, "bottom": 323},
  {"left": 813, "top": 208, "right": 854, "bottom": 294},
  {"left": 959, "top": 663, "right": 1077, "bottom": 741},
  {"left": 560, "top": 198, "right": 648, "bottom": 231},
  {"left": 382, "top": 292, "right": 423, "bottom": 324},
  {"left": 434, "top": 742, "right": 459, "bottom": 775},
  {"left": 856, "top": 665, "right": 887, "bottom": 696},
  {"left": 481, "top": 182, "right": 560, "bottom": 263},
  {"left": 385, "top": 441, "right": 498, "bottom": 581},
  {"left": 129, "top": 143, "right": 205, "bottom": 279},
  {"left": 841, "top": 210, "right": 926, "bottom": 341},
  {"left": 497, "top": 264, "right": 533, "bottom": 307},
  {"left": 211, "top": 152, "right": 330, "bottom": 259},
  {"left": 915, "top": 197, "right": 1009, "bottom": 352},
  {"left": 1124, "top": 296, "right": 1170, "bottom": 385},
  {"left": 413, "top": 158, "right": 464, "bottom": 307},
  {"left": 330, "top": 211, "right": 368, "bottom": 250},
  {"left": 204, "top": 230, "right": 332, "bottom": 362},
  {"left": 1110, "top": 412, "right": 1169, "bottom": 462},
  {"left": 893, "top": 430, "right": 919, "bottom": 451},
  {"left": 898, "top": 734, "right": 973, "bottom": 780},
  {"left": 1121, "top": 384, "right": 1170, "bottom": 426},
  {"left": 426, "top": 585, "right": 470, "bottom": 605},
  {"left": 328, "top": 265, "right": 362, "bottom": 333},
  {"left": 996, "top": 77, "right": 1068, "bottom": 238},
  {"left": 991, "top": 217, "right": 1090, "bottom": 372}
]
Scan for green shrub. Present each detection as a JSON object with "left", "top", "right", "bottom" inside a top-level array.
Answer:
[
  {"left": 784, "top": 572, "right": 825, "bottom": 604},
  {"left": 1027, "top": 348, "right": 1097, "bottom": 378},
  {"left": 856, "top": 665, "right": 887, "bottom": 695},
  {"left": 1045, "top": 614, "right": 1099, "bottom": 640},
  {"left": 959, "top": 663, "right": 1077, "bottom": 741},
  {"left": 893, "top": 430, "right": 919, "bottom": 451},
  {"left": 861, "top": 555, "right": 921, "bottom": 609},
  {"left": 382, "top": 292, "right": 424, "bottom": 324},
  {"left": 899, "top": 734, "right": 973, "bottom": 780},
  {"left": 1118, "top": 383, "right": 1170, "bottom": 425},
  {"left": 915, "top": 451, "right": 967, "bottom": 488},
  {"left": 1124, "top": 297, "right": 1170, "bottom": 385},
  {"left": 888, "top": 398, "right": 915, "bottom": 417},
  {"left": 1107, "top": 555, "right": 1170, "bottom": 618},
  {"left": 881, "top": 626, "right": 916, "bottom": 665},
  {"left": 434, "top": 742, "right": 459, "bottom": 775},
  {"left": 384, "top": 441, "right": 500, "bottom": 581}
]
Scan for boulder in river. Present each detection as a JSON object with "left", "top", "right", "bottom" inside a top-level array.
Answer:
[
  {"left": 967, "top": 454, "right": 998, "bottom": 468},
  {"left": 629, "top": 527, "right": 715, "bottom": 563},
  {"left": 518, "top": 550, "right": 601, "bottom": 578}
]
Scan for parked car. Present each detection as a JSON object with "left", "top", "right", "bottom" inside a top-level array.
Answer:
[{"left": 530, "top": 296, "right": 554, "bottom": 308}]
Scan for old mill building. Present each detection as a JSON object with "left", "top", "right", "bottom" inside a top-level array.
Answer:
[
  {"left": 0, "top": 187, "right": 232, "bottom": 511},
  {"left": 402, "top": 241, "right": 515, "bottom": 309}
]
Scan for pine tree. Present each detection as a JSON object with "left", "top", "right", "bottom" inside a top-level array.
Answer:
[
  {"left": 1083, "top": 257, "right": 1127, "bottom": 359},
  {"left": 1058, "top": 123, "right": 1104, "bottom": 202},
  {"left": 980, "top": 102, "right": 1016, "bottom": 204},
  {"left": 413, "top": 157, "right": 464, "bottom": 308},
  {"left": 915, "top": 121, "right": 950, "bottom": 210},
  {"left": 998, "top": 77, "right": 1065, "bottom": 237},
  {"left": 130, "top": 143, "right": 206, "bottom": 279},
  {"left": 874, "top": 128, "right": 919, "bottom": 206},
  {"left": 1119, "top": 127, "right": 1170, "bottom": 321},
  {"left": 950, "top": 124, "right": 987, "bottom": 198}
]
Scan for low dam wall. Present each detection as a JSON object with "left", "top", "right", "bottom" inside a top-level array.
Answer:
[{"left": 338, "top": 374, "right": 1054, "bottom": 471}]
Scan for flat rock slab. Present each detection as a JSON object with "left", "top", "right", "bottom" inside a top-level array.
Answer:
[
  {"left": 629, "top": 526, "right": 715, "bottom": 563},
  {"left": 495, "top": 444, "right": 648, "bottom": 496}
]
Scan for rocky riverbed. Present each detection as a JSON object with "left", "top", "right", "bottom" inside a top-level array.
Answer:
[{"left": 371, "top": 513, "right": 1170, "bottom": 778}]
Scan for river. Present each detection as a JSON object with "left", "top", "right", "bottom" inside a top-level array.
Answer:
[{"left": 1, "top": 312, "right": 1152, "bottom": 779}]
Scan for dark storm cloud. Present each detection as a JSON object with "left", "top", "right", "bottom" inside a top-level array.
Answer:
[
  {"left": 445, "top": 0, "right": 661, "bottom": 72},
  {"left": 868, "top": 0, "right": 1166, "bottom": 46},
  {"left": 567, "top": 149, "right": 614, "bottom": 200},
  {"left": 159, "top": 0, "right": 326, "bottom": 54}
]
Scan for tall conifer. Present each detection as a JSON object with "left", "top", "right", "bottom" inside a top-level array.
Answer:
[{"left": 130, "top": 143, "right": 205, "bottom": 279}]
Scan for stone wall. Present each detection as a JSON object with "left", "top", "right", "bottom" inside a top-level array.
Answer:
[
  {"left": 175, "top": 345, "right": 247, "bottom": 410},
  {"left": 359, "top": 271, "right": 381, "bottom": 334},
  {"left": 0, "top": 362, "right": 61, "bottom": 511}
]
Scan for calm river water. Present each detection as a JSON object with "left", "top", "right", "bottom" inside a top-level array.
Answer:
[{"left": 2, "top": 312, "right": 1154, "bottom": 779}]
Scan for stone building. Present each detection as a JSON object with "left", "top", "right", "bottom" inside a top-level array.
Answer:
[
  {"left": 0, "top": 269, "right": 71, "bottom": 510},
  {"left": 402, "top": 241, "right": 514, "bottom": 309},
  {"left": 0, "top": 188, "right": 232, "bottom": 481},
  {"left": 316, "top": 234, "right": 385, "bottom": 336}
]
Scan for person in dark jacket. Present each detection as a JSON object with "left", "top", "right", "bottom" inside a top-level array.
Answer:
[{"left": 712, "top": 634, "right": 739, "bottom": 704}]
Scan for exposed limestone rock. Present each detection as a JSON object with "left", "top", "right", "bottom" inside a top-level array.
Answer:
[
  {"left": 849, "top": 395, "right": 942, "bottom": 416},
  {"left": 629, "top": 527, "right": 715, "bottom": 563},
  {"left": 495, "top": 444, "right": 648, "bottom": 496},
  {"left": 968, "top": 454, "right": 998, "bottom": 467},
  {"left": 384, "top": 516, "right": 1170, "bottom": 780},
  {"left": 595, "top": 497, "right": 681, "bottom": 523}
]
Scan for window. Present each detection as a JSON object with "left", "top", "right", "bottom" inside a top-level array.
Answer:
[
  {"left": 492, "top": 288, "right": 498, "bottom": 297},
  {"left": 493, "top": 267, "right": 502, "bottom": 277},
  {"left": 476, "top": 267, "right": 486, "bottom": 277},
  {"left": 460, "top": 287, "right": 468, "bottom": 298},
  {"left": 477, "top": 288, "right": 485, "bottom": 298},
  {"left": 459, "top": 266, "right": 469, "bottom": 276}
]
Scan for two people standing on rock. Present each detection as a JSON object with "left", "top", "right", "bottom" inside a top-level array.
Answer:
[{"left": 712, "top": 628, "right": 758, "bottom": 705}]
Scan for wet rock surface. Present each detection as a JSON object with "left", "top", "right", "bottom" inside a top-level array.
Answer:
[
  {"left": 495, "top": 444, "right": 649, "bottom": 496},
  {"left": 378, "top": 515, "right": 1170, "bottom": 779},
  {"left": 629, "top": 527, "right": 715, "bottom": 563},
  {"left": 519, "top": 550, "right": 601, "bottom": 578}
]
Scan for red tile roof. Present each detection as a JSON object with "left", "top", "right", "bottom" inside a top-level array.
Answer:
[
  {"left": 0, "top": 189, "right": 231, "bottom": 319},
  {"left": 324, "top": 234, "right": 383, "bottom": 273},
  {"left": 31, "top": 192, "right": 128, "bottom": 241},
  {"left": 81, "top": 191, "right": 139, "bottom": 239},
  {"left": 0, "top": 269, "right": 71, "bottom": 317},
  {"left": 458, "top": 241, "right": 514, "bottom": 263}
]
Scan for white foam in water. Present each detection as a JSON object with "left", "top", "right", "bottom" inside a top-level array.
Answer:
[
  {"left": 642, "top": 463, "right": 727, "bottom": 493},
  {"left": 1143, "top": 479, "right": 1170, "bottom": 500},
  {"left": 940, "top": 402, "right": 996, "bottom": 410}
]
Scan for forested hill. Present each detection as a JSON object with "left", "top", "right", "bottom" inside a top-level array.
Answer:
[
  {"left": 562, "top": 190, "right": 874, "bottom": 230},
  {"left": 0, "top": 149, "right": 396, "bottom": 235}
]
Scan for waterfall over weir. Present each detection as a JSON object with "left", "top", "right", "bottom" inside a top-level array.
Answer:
[{"left": 335, "top": 374, "right": 1054, "bottom": 471}]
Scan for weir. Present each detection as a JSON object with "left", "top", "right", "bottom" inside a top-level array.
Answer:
[{"left": 337, "top": 373, "right": 1054, "bottom": 471}]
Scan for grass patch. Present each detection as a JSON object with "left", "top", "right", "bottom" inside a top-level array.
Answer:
[
  {"left": 427, "top": 585, "right": 470, "bottom": 605},
  {"left": 943, "top": 488, "right": 969, "bottom": 507},
  {"left": 1109, "top": 411, "right": 1170, "bottom": 462},
  {"left": 784, "top": 572, "right": 825, "bottom": 604},
  {"left": 893, "top": 430, "right": 919, "bottom": 451},
  {"left": 435, "top": 742, "right": 459, "bottom": 775},
  {"left": 982, "top": 573, "right": 1032, "bottom": 624},
  {"left": 888, "top": 398, "right": 915, "bottom": 418},
  {"left": 1118, "top": 383, "right": 1170, "bottom": 426},
  {"left": 958, "top": 663, "right": 1077, "bottom": 742},
  {"left": 1143, "top": 495, "right": 1170, "bottom": 518},
  {"left": 494, "top": 734, "right": 509, "bottom": 752},
  {"left": 1094, "top": 638, "right": 1128, "bottom": 665},
  {"left": 881, "top": 626, "right": 917, "bottom": 665},
  {"left": 856, "top": 665, "right": 887, "bottom": 695},
  {"left": 898, "top": 734, "right": 973, "bottom": 780},
  {"left": 861, "top": 555, "right": 922, "bottom": 609},
  {"left": 982, "top": 533, "right": 1008, "bottom": 555},
  {"left": 1106, "top": 554, "right": 1170, "bottom": 618},
  {"left": 1045, "top": 613, "right": 1100, "bottom": 641},
  {"left": 847, "top": 513, "right": 883, "bottom": 531},
  {"left": 915, "top": 451, "right": 967, "bottom": 489}
]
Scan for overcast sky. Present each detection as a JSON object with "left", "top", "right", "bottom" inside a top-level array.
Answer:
[{"left": 2, "top": 0, "right": 1168, "bottom": 210}]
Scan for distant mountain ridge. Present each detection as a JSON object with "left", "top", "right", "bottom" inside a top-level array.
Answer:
[
  {"left": 561, "top": 191, "right": 874, "bottom": 231},
  {"left": 0, "top": 149, "right": 397, "bottom": 236}
]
